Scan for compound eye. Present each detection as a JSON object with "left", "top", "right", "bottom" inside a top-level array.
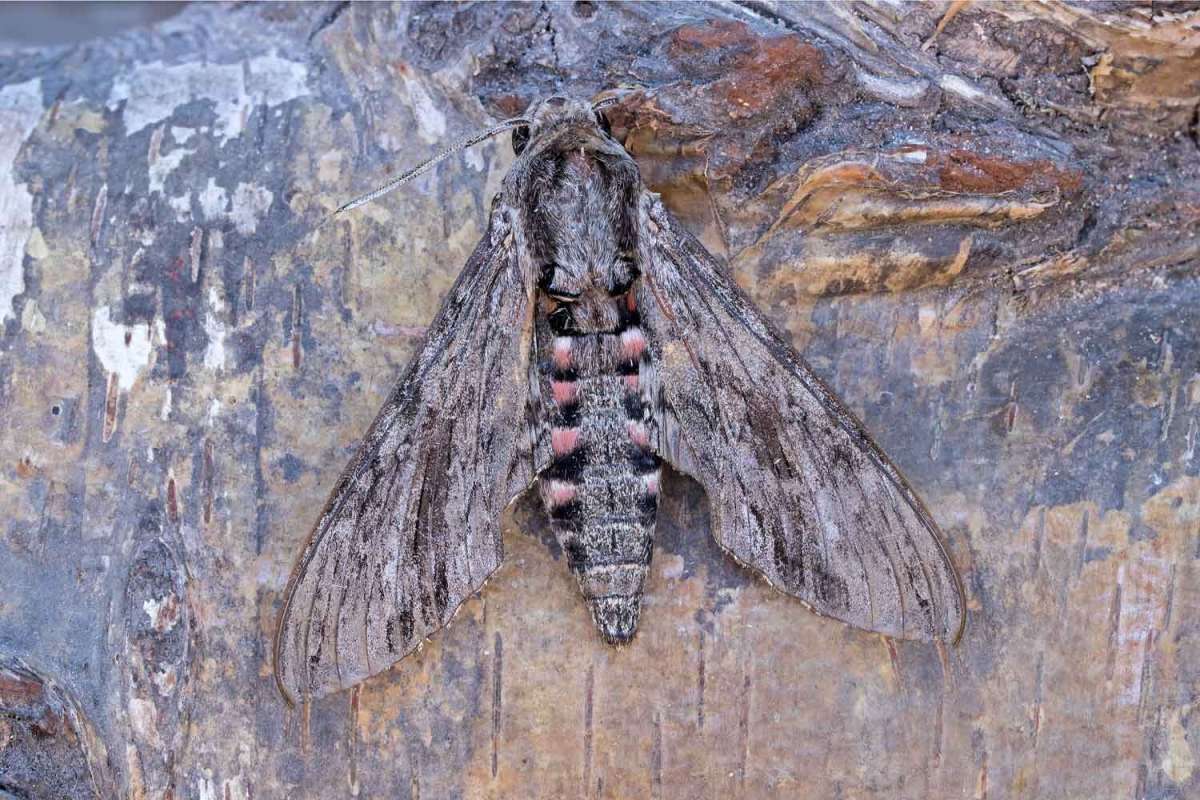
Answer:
[
  {"left": 594, "top": 110, "right": 612, "bottom": 138},
  {"left": 512, "top": 126, "right": 530, "bottom": 155}
]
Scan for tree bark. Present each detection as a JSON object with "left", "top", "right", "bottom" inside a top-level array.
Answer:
[{"left": 1, "top": 2, "right": 1197, "bottom": 798}]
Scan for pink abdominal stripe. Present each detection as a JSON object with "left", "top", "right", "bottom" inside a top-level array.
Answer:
[
  {"left": 553, "top": 337, "right": 572, "bottom": 369},
  {"left": 627, "top": 421, "right": 649, "bottom": 448},
  {"left": 552, "top": 426, "right": 580, "bottom": 455},
  {"left": 552, "top": 380, "right": 578, "bottom": 404},
  {"left": 620, "top": 327, "right": 646, "bottom": 359},
  {"left": 545, "top": 479, "right": 577, "bottom": 506}
]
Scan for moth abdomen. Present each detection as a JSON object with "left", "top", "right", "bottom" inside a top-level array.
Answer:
[
  {"left": 550, "top": 363, "right": 579, "bottom": 383},
  {"left": 563, "top": 520, "right": 653, "bottom": 567},
  {"left": 535, "top": 281, "right": 661, "bottom": 645},
  {"left": 543, "top": 446, "right": 586, "bottom": 481},
  {"left": 588, "top": 596, "right": 642, "bottom": 645},
  {"left": 622, "top": 391, "right": 644, "bottom": 420},
  {"left": 578, "top": 568, "right": 649, "bottom": 600},
  {"left": 627, "top": 446, "right": 660, "bottom": 475},
  {"left": 547, "top": 495, "right": 583, "bottom": 523},
  {"left": 615, "top": 358, "right": 640, "bottom": 376},
  {"left": 636, "top": 492, "right": 659, "bottom": 523}
]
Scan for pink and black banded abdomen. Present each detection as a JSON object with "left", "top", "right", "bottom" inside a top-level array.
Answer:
[{"left": 536, "top": 291, "right": 661, "bottom": 643}]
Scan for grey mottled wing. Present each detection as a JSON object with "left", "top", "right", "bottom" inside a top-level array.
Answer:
[
  {"left": 637, "top": 195, "right": 965, "bottom": 642},
  {"left": 274, "top": 214, "right": 540, "bottom": 703}
]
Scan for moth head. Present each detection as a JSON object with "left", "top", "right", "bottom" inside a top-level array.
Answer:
[{"left": 513, "top": 95, "right": 616, "bottom": 156}]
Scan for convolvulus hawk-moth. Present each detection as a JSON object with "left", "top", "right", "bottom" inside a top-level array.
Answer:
[{"left": 273, "top": 94, "right": 966, "bottom": 704}]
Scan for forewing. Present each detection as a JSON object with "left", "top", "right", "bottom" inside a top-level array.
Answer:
[
  {"left": 274, "top": 217, "right": 542, "bottom": 703},
  {"left": 637, "top": 196, "right": 965, "bottom": 642}
]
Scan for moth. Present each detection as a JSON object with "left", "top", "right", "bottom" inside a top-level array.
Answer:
[{"left": 273, "top": 94, "right": 966, "bottom": 704}]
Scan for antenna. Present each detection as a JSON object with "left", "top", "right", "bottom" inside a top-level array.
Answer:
[{"left": 334, "top": 117, "right": 530, "bottom": 215}]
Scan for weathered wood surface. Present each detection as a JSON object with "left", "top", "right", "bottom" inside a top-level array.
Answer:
[{"left": 1, "top": 2, "right": 1198, "bottom": 798}]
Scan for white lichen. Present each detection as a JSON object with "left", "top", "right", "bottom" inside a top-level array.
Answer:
[
  {"left": 0, "top": 78, "right": 43, "bottom": 324},
  {"left": 109, "top": 54, "right": 310, "bottom": 144},
  {"left": 198, "top": 177, "right": 229, "bottom": 221},
  {"left": 203, "top": 285, "right": 228, "bottom": 370},
  {"left": 402, "top": 73, "right": 447, "bottom": 145},
  {"left": 92, "top": 306, "right": 154, "bottom": 391},
  {"left": 229, "top": 182, "right": 273, "bottom": 235}
]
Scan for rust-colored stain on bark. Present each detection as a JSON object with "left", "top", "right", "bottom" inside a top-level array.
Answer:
[
  {"left": 0, "top": 670, "right": 45, "bottom": 703},
  {"left": 101, "top": 372, "right": 120, "bottom": 443},
  {"left": 202, "top": 438, "right": 215, "bottom": 526},
  {"left": 936, "top": 148, "right": 1084, "bottom": 195},
  {"left": 165, "top": 472, "right": 179, "bottom": 524},
  {"left": 667, "top": 20, "right": 825, "bottom": 118},
  {"left": 15, "top": 455, "right": 38, "bottom": 479}
]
